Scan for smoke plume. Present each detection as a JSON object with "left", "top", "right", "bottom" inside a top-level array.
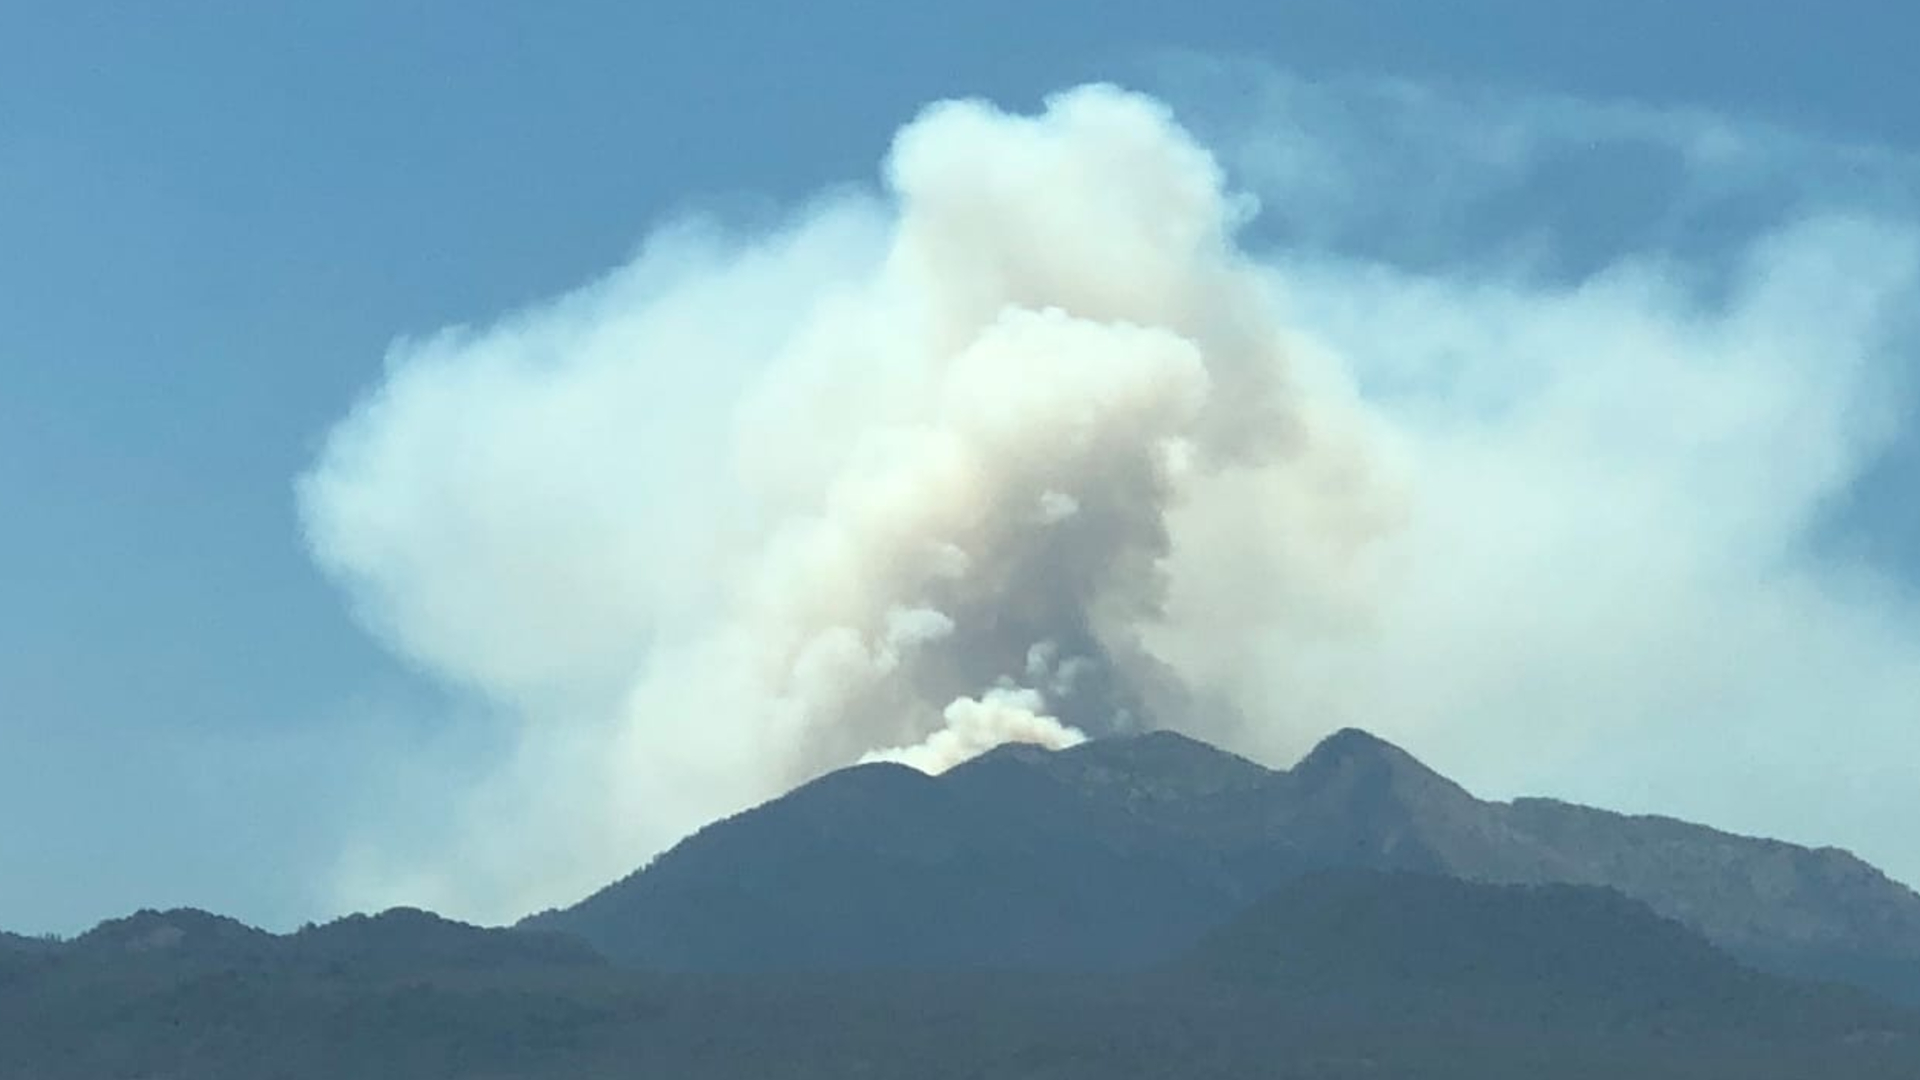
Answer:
[{"left": 303, "top": 77, "right": 1920, "bottom": 921}]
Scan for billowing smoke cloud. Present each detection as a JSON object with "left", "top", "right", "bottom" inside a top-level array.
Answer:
[
  {"left": 304, "top": 75, "right": 1920, "bottom": 922},
  {"left": 304, "top": 85, "right": 1386, "bottom": 918},
  {"left": 860, "top": 686, "right": 1086, "bottom": 775}
]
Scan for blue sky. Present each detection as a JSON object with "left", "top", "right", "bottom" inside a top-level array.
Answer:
[{"left": 4, "top": 2, "right": 1918, "bottom": 934}]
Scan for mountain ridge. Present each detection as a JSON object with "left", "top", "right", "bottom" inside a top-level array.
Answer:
[
  {"left": 38, "top": 905, "right": 604, "bottom": 978},
  {"left": 525, "top": 726, "right": 1920, "bottom": 1000},
  {"left": 9, "top": 869, "right": 1919, "bottom": 1079}
]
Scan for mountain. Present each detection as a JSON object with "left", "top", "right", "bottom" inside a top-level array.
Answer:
[
  {"left": 283, "top": 907, "right": 602, "bottom": 973},
  {"left": 0, "top": 930, "right": 61, "bottom": 988},
  {"left": 0, "top": 907, "right": 612, "bottom": 1080},
  {"left": 46, "top": 906, "right": 601, "bottom": 980},
  {"left": 526, "top": 728, "right": 1920, "bottom": 999},
  {"left": 69, "top": 908, "right": 281, "bottom": 972},
  {"left": 0, "top": 930, "right": 60, "bottom": 956},
  {"left": 1185, "top": 870, "right": 1888, "bottom": 1032},
  {"left": 5, "top": 871, "right": 1915, "bottom": 1079},
  {"left": 516, "top": 753, "right": 1234, "bottom": 970}
]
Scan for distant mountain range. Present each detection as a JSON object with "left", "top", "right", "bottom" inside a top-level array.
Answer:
[
  {"left": 9, "top": 726, "right": 1920, "bottom": 1077},
  {"left": 5, "top": 871, "right": 1916, "bottom": 1078},
  {"left": 49, "top": 905, "right": 600, "bottom": 975},
  {"left": 526, "top": 728, "right": 1920, "bottom": 1000}
]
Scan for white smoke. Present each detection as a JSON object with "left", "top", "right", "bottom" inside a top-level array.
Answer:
[
  {"left": 304, "top": 76, "right": 1920, "bottom": 921},
  {"left": 861, "top": 687, "right": 1086, "bottom": 775},
  {"left": 305, "top": 85, "right": 1386, "bottom": 918}
]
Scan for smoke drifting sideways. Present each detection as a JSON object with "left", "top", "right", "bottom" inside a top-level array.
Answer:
[
  {"left": 303, "top": 78, "right": 1920, "bottom": 922},
  {"left": 301, "top": 85, "right": 1389, "bottom": 917}
]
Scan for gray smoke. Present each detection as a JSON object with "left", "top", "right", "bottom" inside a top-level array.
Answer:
[
  {"left": 303, "top": 89, "right": 1381, "bottom": 774},
  {"left": 301, "top": 77, "right": 1920, "bottom": 921}
]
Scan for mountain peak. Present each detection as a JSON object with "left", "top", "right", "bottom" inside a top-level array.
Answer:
[
  {"left": 1297, "top": 726, "right": 1402, "bottom": 763},
  {"left": 1272, "top": 728, "right": 1499, "bottom": 877},
  {"left": 294, "top": 907, "right": 601, "bottom": 970},
  {"left": 1291, "top": 728, "right": 1463, "bottom": 797},
  {"left": 72, "top": 908, "right": 275, "bottom": 965},
  {"left": 1019, "top": 729, "right": 1276, "bottom": 802},
  {"left": 0, "top": 930, "right": 60, "bottom": 955},
  {"left": 1069, "top": 729, "right": 1269, "bottom": 775},
  {"left": 950, "top": 729, "right": 1273, "bottom": 801}
]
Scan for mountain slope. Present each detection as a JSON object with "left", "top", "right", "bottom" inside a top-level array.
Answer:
[
  {"left": 527, "top": 727, "right": 1920, "bottom": 998},
  {"left": 1187, "top": 870, "right": 1893, "bottom": 1033},
  {"left": 6, "top": 872, "right": 1917, "bottom": 1080},
  {"left": 45, "top": 906, "right": 601, "bottom": 980},
  {"left": 528, "top": 757, "right": 1229, "bottom": 969}
]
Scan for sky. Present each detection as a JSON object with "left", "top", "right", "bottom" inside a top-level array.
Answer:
[{"left": 3, "top": 2, "right": 1918, "bottom": 935}]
